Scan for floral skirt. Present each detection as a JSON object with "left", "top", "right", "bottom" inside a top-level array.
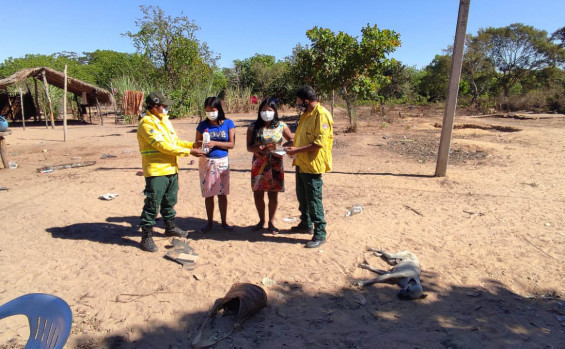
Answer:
[
  {"left": 251, "top": 153, "right": 284, "bottom": 192},
  {"left": 199, "top": 156, "right": 230, "bottom": 197}
]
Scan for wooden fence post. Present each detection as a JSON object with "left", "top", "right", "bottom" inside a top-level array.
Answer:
[
  {"left": 6, "top": 95, "right": 14, "bottom": 120},
  {"left": 96, "top": 95, "right": 103, "bottom": 126},
  {"left": 19, "top": 88, "right": 25, "bottom": 131},
  {"left": 34, "top": 79, "right": 41, "bottom": 122},
  {"left": 41, "top": 70, "right": 55, "bottom": 129}
]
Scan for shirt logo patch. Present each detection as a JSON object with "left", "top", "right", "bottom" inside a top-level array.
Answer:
[{"left": 322, "top": 123, "right": 329, "bottom": 130}]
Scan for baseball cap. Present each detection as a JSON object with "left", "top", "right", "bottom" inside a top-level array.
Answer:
[{"left": 146, "top": 91, "right": 174, "bottom": 107}]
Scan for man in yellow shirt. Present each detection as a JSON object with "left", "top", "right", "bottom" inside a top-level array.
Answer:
[
  {"left": 137, "top": 92, "right": 203, "bottom": 252},
  {"left": 285, "top": 86, "right": 333, "bottom": 248}
]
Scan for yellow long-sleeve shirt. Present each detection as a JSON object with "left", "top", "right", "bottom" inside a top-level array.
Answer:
[
  {"left": 137, "top": 111, "right": 194, "bottom": 177},
  {"left": 293, "top": 103, "right": 334, "bottom": 174}
]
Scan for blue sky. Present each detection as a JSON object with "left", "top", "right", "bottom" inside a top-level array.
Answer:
[{"left": 1, "top": 0, "right": 563, "bottom": 69}]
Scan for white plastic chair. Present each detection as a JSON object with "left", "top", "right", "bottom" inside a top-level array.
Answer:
[{"left": 0, "top": 293, "right": 72, "bottom": 349}]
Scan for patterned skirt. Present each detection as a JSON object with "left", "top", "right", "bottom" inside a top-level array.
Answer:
[
  {"left": 199, "top": 156, "right": 230, "bottom": 197},
  {"left": 251, "top": 153, "right": 285, "bottom": 192}
]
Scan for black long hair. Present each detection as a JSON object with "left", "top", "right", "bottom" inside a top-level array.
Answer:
[
  {"left": 204, "top": 96, "right": 226, "bottom": 123},
  {"left": 254, "top": 97, "right": 280, "bottom": 139}
]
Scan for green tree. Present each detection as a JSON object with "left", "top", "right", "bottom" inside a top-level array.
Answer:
[
  {"left": 463, "top": 34, "right": 496, "bottom": 105},
  {"left": 84, "top": 50, "right": 154, "bottom": 89},
  {"left": 231, "top": 54, "right": 288, "bottom": 98},
  {"left": 282, "top": 44, "right": 315, "bottom": 104},
  {"left": 1, "top": 54, "right": 55, "bottom": 77},
  {"left": 167, "top": 36, "right": 216, "bottom": 115},
  {"left": 297, "top": 24, "right": 401, "bottom": 131},
  {"left": 123, "top": 5, "right": 216, "bottom": 90},
  {"left": 123, "top": 5, "right": 219, "bottom": 117},
  {"left": 233, "top": 54, "right": 274, "bottom": 91},
  {"left": 0, "top": 53, "right": 90, "bottom": 81},
  {"left": 379, "top": 60, "right": 418, "bottom": 102},
  {"left": 477, "top": 23, "right": 565, "bottom": 97},
  {"left": 550, "top": 26, "right": 565, "bottom": 48},
  {"left": 417, "top": 54, "right": 451, "bottom": 102}
]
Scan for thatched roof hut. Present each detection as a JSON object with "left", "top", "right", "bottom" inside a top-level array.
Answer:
[{"left": 0, "top": 67, "right": 114, "bottom": 105}]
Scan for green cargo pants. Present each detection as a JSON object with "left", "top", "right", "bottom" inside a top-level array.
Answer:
[
  {"left": 140, "top": 173, "right": 179, "bottom": 227},
  {"left": 295, "top": 166, "right": 326, "bottom": 240}
]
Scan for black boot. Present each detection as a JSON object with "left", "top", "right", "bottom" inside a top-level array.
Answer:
[
  {"left": 164, "top": 219, "right": 188, "bottom": 238},
  {"left": 140, "top": 226, "right": 158, "bottom": 252}
]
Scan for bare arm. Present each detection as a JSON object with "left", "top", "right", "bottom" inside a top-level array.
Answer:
[
  {"left": 247, "top": 126, "right": 274, "bottom": 154},
  {"left": 282, "top": 126, "right": 294, "bottom": 147},
  {"left": 195, "top": 130, "right": 203, "bottom": 143},
  {"left": 284, "top": 142, "right": 321, "bottom": 156}
]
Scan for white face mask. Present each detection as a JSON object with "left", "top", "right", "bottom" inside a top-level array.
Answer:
[
  {"left": 260, "top": 110, "right": 275, "bottom": 122},
  {"left": 162, "top": 107, "right": 169, "bottom": 115},
  {"left": 206, "top": 111, "right": 219, "bottom": 121}
]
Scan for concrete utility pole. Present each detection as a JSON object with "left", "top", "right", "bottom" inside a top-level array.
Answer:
[
  {"left": 63, "top": 65, "right": 68, "bottom": 142},
  {"left": 435, "top": 0, "right": 471, "bottom": 177}
]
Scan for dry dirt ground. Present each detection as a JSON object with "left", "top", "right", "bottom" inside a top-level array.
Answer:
[{"left": 0, "top": 106, "right": 564, "bottom": 348}]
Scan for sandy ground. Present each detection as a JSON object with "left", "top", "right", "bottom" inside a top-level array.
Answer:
[{"left": 0, "top": 107, "right": 564, "bottom": 348}]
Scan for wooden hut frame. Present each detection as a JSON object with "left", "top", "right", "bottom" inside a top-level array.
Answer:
[{"left": 0, "top": 67, "right": 115, "bottom": 125}]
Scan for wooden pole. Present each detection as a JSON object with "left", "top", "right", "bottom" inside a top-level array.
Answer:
[
  {"left": 435, "top": 0, "right": 471, "bottom": 177},
  {"left": 63, "top": 65, "right": 68, "bottom": 141},
  {"left": 6, "top": 95, "right": 14, "bottom": 120},
  {"left": 34, "top": 79, "right": 41, "bottom": 122},
  {"left": 110, "top": 82, "right": 119, "bottom": 122},
  {"left": 43, "top": 92, "right": 48, "bottom": 129},
  {"left": 41, "top": 70, "right": 55, "bottom": 129},
  {"left": 74, "top": 96, "right": 81, "bottom": 123},
  {"left": 37, "top": 78, "right": 48, "bottom": 128},
  {"left": 19, "top": 88, "right": 26, "bottom": 131},
  {"left": 96, "top": 95, "right": 103, "bottom": 126},
  {"left": 24, "top": 81, "right": 36, "bottom": 122}
]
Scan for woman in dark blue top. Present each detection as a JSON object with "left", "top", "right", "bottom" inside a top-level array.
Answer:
[{"left": 195, "top": 96, "right": 236, "bottom": 233}]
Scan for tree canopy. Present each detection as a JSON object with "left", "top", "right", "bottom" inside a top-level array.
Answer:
[
  {"left": 475, "top": 23, "right": 564, "bottom": 96},
  {"left": 122, "top": 5, "right": 222, "bottom": 116},
  {"left": 292, "top": 24, "right": 401, "bottom": 130},
  {"left": 2, "top": 16, "right": 565, "bottom": 119}
]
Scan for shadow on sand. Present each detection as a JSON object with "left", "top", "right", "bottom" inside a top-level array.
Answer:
[
  {"left": 46, "top": 215, "right": 310, "bottom": 248},
  {"left": 45, "top": 216, "right": 563, "bottom": 348},
  {"left": 74, "top": 276, "right": 562, "bottom": 348}
]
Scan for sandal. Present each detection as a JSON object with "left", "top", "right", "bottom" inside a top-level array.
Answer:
[
  {"left": 252, "top": 222, "right": 265, "bottom": 231},
  {"left": 222, "top": 224, "right": 235, "bottom": 232},
  {"left": 268, "top": 223, "right": 280, "bottom": 234}
]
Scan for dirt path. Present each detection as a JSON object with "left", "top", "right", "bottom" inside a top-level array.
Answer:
[{"left": 0, "top": 109, "right": 564, "bottom": 348}]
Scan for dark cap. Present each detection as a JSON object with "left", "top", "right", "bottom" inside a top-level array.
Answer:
[{"left": 146, "top": 91, "right": 174, "bottom": 107}]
